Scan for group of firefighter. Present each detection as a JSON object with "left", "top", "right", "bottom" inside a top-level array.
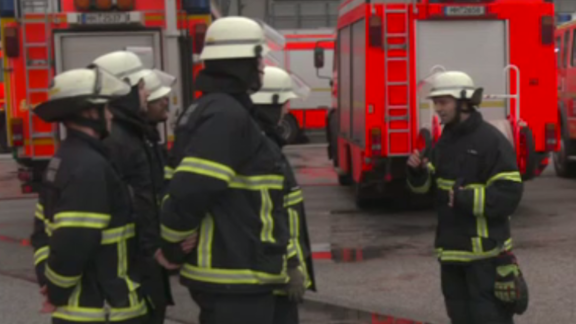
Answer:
[{"left": 26, "top": 14, "right": 528, "bottom": 324}]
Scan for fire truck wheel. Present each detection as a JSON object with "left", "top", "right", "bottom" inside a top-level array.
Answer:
[
  {"left": 354, "top": 182, "right": 371, "bottom": 209},
  {"left": 553, "top": 116, "right": 576, "bottom": 178},
  {"left": 0, "top": 112, "right": 7, "bottom": 153},
  {"left": 279, "top": 114, "right": 301, "bottom": 145},
  {"left": 518, "top": 126, "right": 537, "bottom": 181}
]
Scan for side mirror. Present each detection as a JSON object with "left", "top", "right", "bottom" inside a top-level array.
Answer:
[{"left": 314, "top": 47, "right": 325, "bottom": 69}]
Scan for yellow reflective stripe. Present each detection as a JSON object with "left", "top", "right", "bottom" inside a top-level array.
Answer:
[
  {"left": 437, "top": 238, "right": 513, "bottom": 262},
  {"left": 408, "top": 174, "right": 431, "bottom": 193},
  {"left": 260, "top": 190, "right": 275, "bottom": 243},
  {"left": 289, "top": 208, "right": 312, "bottom": 289},
  {"left": 436, "top": 178, "right": 454, "bottom": 190},
  {"left": 230, "top": 175, "right": 284, "bottom": 190},
  {"left": 176, "top": 157, "right": 235, "bottom": 183},
  {"left": 471, "top": 237, "right": 483, "bottom": 254},
  {"left": 160, "top": 224, "right": 197, "bottom": 243},
  {"left": 161, "top": 194, "right": 169, "bottom": 209},
  {"left": 109, "top": 299, "right": 148, "bottom": 321},
  {"left": 35, "top": 203, "right": 44, "bottom": 220},
  {"left": 427, "top": 162, "right": 436, "bottom": 173},
  {"left": 164, "top": 166, "right": 175, "bottom": 180},
  {"left": 68, "top": 283, "right": 82, "bottom": 307},
  {"left": 180, "top": 264, "right": 289, "bottom": 285},
  {"left": 54, "top": 212, "right": 110, "bottom": 229},
  {"left": 34, "top": 246, "right": 49, "bottom": 265},
  {"left": 284, "top": 189, "right": 304, "bottom": 207},
  {"left": 197, "top": 215, "right": 214, "bottom": 268},
  {"left": 45, "top": 265, "right": 81, "bottom": 288},
  {"left": 52, "top": 301, "right": 147, "bottom": 322},
  {"left": 53, "top": 307, "right": 107, "bottom": 322},
  {"left": 101, "top": 224, "right": 136, "bottom": 244},
  {"left": 487, "top": 171, "right": 522, "bottom": 186}
]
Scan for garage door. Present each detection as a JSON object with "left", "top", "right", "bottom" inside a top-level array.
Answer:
[{"left": 54, "top": 31, "right": 162, "bottom": 72}]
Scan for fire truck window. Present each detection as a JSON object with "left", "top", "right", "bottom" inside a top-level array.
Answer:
[
  {"left": 556, "top": 36, "right": 562, "bottom": 68},
  {"left": 563, "top": 30, "right": 570, "bottom": 68},
  {"left": 338, "top": 25, "right": 352, "bottom": 137},
  {"left": 572, "top": 30, "right": 576, "bottom": 67},
  {"left": 351, "top": 19, "right": 366, "bottom": 146}
]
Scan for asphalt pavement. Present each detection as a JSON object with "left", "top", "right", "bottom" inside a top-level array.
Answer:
[{"left": 2, "top": 146, "right": 576, "bottom": 324}]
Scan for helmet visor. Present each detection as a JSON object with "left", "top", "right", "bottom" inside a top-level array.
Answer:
[
  {"left": 144, "top": 69, "right": 177, "bottom": 101},
  {"left": 290, "top": 72, "right": 310, "bottom": 99},
  {"left": 96, "top": 67, "right": 132, "bottom": 99},
  {"left": 254, "top": 19, "right": 286, "bottom": 51}
]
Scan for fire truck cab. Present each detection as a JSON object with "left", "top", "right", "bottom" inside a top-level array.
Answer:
[
  {"left": 316, "top": 0, "right": 558, "bottom": 208},
  {"left": 0, "top": 0, "right": 215, "bottom": 193},
  {"left": 553, "top": 17, "right": 576, "bottom": 178}
]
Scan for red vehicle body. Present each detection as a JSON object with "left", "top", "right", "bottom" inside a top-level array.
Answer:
[
  {"left": 319, "top": 0, "right": 558, "bottom": 207},
  {"left": 553, "top": 20, "right": 576, "bottom": 178},
  {"left": 0, "top": 0, "right": 214, "bottom": 193},
  {"left": 276, "top": 31, "right": 334, "bottom": 143}
]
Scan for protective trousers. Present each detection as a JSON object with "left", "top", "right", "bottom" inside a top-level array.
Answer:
[
  {"left": 441, "top": 259, "right": 514, "bottom": 324},
  {"left": 273, "top": 296, "right": 299, "bottom": 324},
  {"left": 190, "top": 291, "right": 276, "bottom": 324}
]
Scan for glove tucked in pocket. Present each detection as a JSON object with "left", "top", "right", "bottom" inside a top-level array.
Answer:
[{"left": 494, "top": 252, "right": 529, "bottom": 315}]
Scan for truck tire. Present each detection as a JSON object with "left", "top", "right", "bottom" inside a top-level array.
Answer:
[
  {"left": 518, "top": 126, "right": 537, "bottom": 181},
  {"left": 354, "top": 182, "right": 371, "bottom": 209},
  {"left": 279, "top": 114, "right": 300, "bottom": 144},
  {"left": 0, "top": 112, "right": 7, "bottom": 153},
  {"left": 553, "top": 113, "right": 576, "bottom": 178},
  {"left": 326, "top": 109, "right": 338, "bottom": 164},
  {"left": 338, "top": 146, "right": 353, "bottom": 186}
]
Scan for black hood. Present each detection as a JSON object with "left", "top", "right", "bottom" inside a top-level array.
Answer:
[
  {"left": 252, "top": 105, "right": 287, "bottom": 148},
  {"left": 109, "top": 84, "right": 147, "bottom": 132},
  {"left": 197, "top": 58, "right": 262, "bottom": 94}
]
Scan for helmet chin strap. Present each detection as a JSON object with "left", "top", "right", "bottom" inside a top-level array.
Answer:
[
  {"left": 69, "top": 105, "right": 109, "bottom": 139},
  {"left": 448, "top": 89, "right": 471, "bottom": 126}
]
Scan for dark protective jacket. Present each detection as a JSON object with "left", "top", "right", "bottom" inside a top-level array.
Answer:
[
  {"left": 104, "top": 88, "right": 174, "bottom": 308},
  {"left": 407, "top": 111, "right": 523, "bottom": 263},
  {"left": 160, "top": 70, "right": 292, "bottom": 294},
  {"left": 30, "top": 129, "right": 147, "bottom": 323},
  {"left": 253, "top": 109, "right": 317, "bottom": 293}
]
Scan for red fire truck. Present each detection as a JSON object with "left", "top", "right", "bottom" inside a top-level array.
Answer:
[
  {"left": 316, "top": 0, "right": 558, "bottom": 207},
  {"left": 272, "top": 30, "right": 334, "bottom": 144},
  {"left": 553, "top": 19, "right": 576, "bottom": 178},
  {"left": 0, "top": 0, "right": 214, "bottom": 193}
]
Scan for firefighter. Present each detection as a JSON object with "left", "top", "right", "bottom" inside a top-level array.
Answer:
[
  {"left": 91, "top": 52, "right": 187, "bottom": 324},
  {"left": 30, "top": 67, "right": 148, "bottom": 323},
  {"left": 407, "top": 71, "right": 528, "bottom": 324},
  {"left": 159, "top": 16, "right": 295, "bottom": 324},
  {"left": 251, "top": 66, "right": 316, "bottom": 324}
]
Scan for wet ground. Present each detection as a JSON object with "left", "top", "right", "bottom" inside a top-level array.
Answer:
[{"left": 1, "top": 145, "right": 576, "bottom": 323}]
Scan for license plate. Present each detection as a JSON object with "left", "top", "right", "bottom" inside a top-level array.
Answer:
[
  {"left": 444, "top": 6, "right": 486, "bottom": 17},
  {"left": 80, "top": 12, "right": 131, "bottom": 25}
]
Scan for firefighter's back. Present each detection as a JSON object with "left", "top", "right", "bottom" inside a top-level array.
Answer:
[{"left": 39, "top": 130, "right": 147, "bottom": 322}]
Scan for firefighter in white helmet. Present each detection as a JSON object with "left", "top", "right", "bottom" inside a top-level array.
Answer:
[
  {"left": 91, "top": 52, "right": 193, "bottom": 324},
  {"left": 30, "top": 67, "right": 150, "bottom": 323},
  {"left": 251, "top": 66, "right": 316, "bottom": 324},
  {"left": 406, "top": 71, "right": 527, "bottom": 324},
  {"left": 160, "top": 17, "right": 294, "bottom": 324}
]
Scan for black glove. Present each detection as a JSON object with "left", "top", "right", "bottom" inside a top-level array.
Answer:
[{"left": 494, "top": 253, "right": 529, "bottom": 314}]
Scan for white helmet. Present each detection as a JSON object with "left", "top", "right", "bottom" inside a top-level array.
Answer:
[
  {"left": 200, "top": 16, "right": 269, "bottom": 61},
  {"left": 34, "top": 67, "right": 130, "bottom": 122},
  {"left": 92, "top": 51, "right": 150, "bottom": 86},
  {"left": 427, "top": 71, "right": 476, "bottom": 100},
  {"left": 142, "top": 69, "right": 176, "bottom": 102},
  {"left": 251, "top": 66, "right": 300, "bottom": 105}
]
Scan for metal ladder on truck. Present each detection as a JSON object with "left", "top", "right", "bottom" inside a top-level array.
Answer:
[
  {"left": 18, "top": 0, "right": 55, "bottom": 159},
  {"left": 383, "top": 0, "right": 413, "bottom": 156}
]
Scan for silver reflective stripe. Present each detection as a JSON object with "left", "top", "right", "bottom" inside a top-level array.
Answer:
[
  {"left": 101, "top": 224, "right": 136, "bottom": 244},
  {"left": 205, "top": 38, "right": 264, "bottom": 46},
  {"left": 179, "top": 159, "right": 235, "bottom": 180},
  {"left": 198, "top": 215, "right": 214, "bottom": 268},
  {"left": 52, "top": 308, "right": 107, "bottom": 322},
  {"left": 108, "top": 300, "right": 147, "bottom": 321},
  {"left": 181, "top": 265, "right": 288, "bottom": 285},
  {"left": 231, "top": 176, "right": 284, "bottom": 189}
]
